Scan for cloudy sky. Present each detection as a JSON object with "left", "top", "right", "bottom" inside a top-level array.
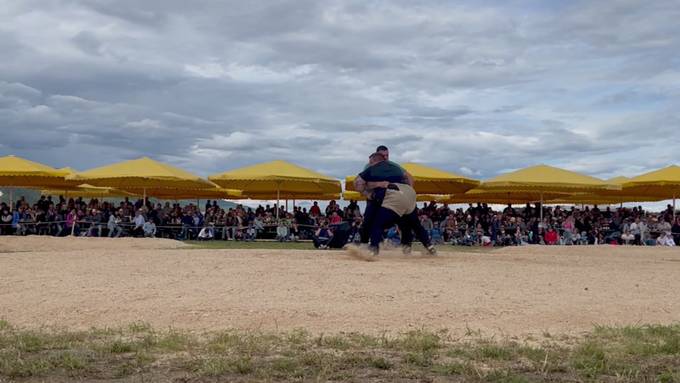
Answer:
[{"left": 1, "top": 0, "right": 679, "bottom": 182}]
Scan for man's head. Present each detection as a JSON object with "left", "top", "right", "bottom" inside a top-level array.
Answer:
[
  {"left": 368, "top": 152, "right": 386, "bottom": 165},
  {"left": 376, "top": 145, "right": 389, "bottom": 160}
]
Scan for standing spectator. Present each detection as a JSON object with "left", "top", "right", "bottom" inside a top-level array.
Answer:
[{"left": 309, "top": 201, "right": 321, "bottom": 218}]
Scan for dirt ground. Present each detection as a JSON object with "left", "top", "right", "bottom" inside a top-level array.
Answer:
[{"left": 1, "top": 237, "right": 679, "bottom": 337}]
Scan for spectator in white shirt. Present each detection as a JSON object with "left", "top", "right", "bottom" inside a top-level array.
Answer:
[
  {"left": 132, "top": 210, "right": 146, "bottom": 237},
  {"left": 143, "top": 219, "right": 156, "bottom": 238},
  {"left": 657, "top": 232, "right": 676, "bottom": 247}
]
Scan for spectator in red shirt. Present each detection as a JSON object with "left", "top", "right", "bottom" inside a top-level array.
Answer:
[
  {"left": 329, "top": 211, "right": 342, "bottom": 225},
  {"left": 544, "top": 227, "right": 559, "bottom": 245},
  {"left": 309, "top": 201, "right": 321, "bottom": 217}
]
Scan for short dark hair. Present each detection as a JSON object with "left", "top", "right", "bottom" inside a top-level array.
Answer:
[
  {"left": 376, "top": 145, "right": 388, "bottom": 152},
  {"left": 369, "top": 152, "right": 386, "bottom": 164}
]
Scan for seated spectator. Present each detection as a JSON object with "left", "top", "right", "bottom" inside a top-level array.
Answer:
[
  {"left": 107, "top": 212, "right": 123, "bottom": 238},
  {"left": 386, "top": 225, "right": 401, "bottom": 246},
  {"left": 544, "top": 227, "right": 559, "bottom": 245},
  {"left": 289, "top": 222, "right": 300, "bottom": 242},
  {"left": 329, "top": 211, "right": 342, "bottom": 225},
  {"left": 86, "top": 209, "right": 104, "bottom": 237},
  {"left": 656, "top": 231, "right": 676, "bottom": 247},
  {"left": 672, "top": 218, "right": 680, "bottom": 245},
  {"left": 276, "top": 220, "right": 289, "bottom": 242},
  {"left": 244, "top": 223, "right": 256, "bottom": 242},
  {"left": 66, "top": 209, "right": 79, "bottom": 236},
  {"left": 131, "top": 210, "right": 146, "bottom": 237},
  {"left": 143, "top": 219, "right": 157, "bottom": 238},
  {"left": 1, "top": 208, "right": 13, "bottom": 235},
  {"left": 313, "top": 223, "right": 333, "bottom": 249},
  {"left": 620, "top": 228, "right": 634, "bottom": 245},
  {"left": 197, "top": 224, "right": 214, "bottom": 241}
]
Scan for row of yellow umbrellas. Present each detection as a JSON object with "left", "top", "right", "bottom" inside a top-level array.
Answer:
[{"left": 2, "top": 155, "right": 680, "bottom": 217}]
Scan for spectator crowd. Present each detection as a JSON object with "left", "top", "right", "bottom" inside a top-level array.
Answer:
[{"left": 1, "top": 195, "right": 679, "bottom": 247}]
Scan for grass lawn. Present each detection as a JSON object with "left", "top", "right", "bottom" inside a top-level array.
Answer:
[{"left": 1, "top": 320, "right": 679, "bottom": 382}]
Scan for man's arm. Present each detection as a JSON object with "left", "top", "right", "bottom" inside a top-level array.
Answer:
[
  {"left": 354, "top": 175, "right": 368, "bottom": 193},
  {"left": 404, "top": 171, "right": 414, "bottom": 186},
  {"left": 354, "top": 175, "right": 376, "bottom": 199}
]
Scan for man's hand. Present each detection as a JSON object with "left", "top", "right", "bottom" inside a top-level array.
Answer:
[
  {"left": 354, "top": 176, "right": 368, "bottom": 193},
  {"left": 366, "top": 181, "right": 389, "bottom": 189}
]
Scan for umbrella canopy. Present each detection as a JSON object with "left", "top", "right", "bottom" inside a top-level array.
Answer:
[
  {"left": 151, "top": 187, "right": 243, "bottom": 200},
  {"left": 622, "top": 166, "right": 680, "bottom": 197},
  {"left": 42, "top": 184, "right": 137, "bottom": 199},
  {"left": 245, "top": 192, "right": 341, "bottom": 201},
  {"left": 346, "top": 163, "right": 479, "bottom": 194},
  {"left": 209, "top": 160, "right": 340, "bottom": 218},
  {"left": 67, "top": 157, "right": 214, "bottom": 195},
  {"left": 342, "top": 191, "right": 446, "bottom": 202},
  {"left": 479, "top": 165, "right": 619, "bottom": 193},
  {"left": 440, "top": 189, "right": 568, "bottom": 205},
  {"left": 478, "top": 165, "right": 618, "bottom": 220},
  {"left": 622, "top": 165, "right": 680, "bottom": 218},
  {"left": 209, "top": 160, "right": 341, "bottom": 195},
  {"left": 0, "top": 155, "right": 75, "bottom": 188},
  {"left": 547, "top": 176, "right": 661, "bottom": 205},
  {"left": 546, "top": 194, "right": 666, "bottom": 205}
]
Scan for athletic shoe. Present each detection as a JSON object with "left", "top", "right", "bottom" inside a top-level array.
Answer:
[
  {"left": 426, "top": 245, "right": 437, "bottom": 256},
  {"left": 402, "top": 245, "right": 412, "bottom": 255}
]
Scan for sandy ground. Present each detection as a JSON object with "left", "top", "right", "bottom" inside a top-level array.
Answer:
[{"left": 1, "top": 237, "right": 679, "bottom": 337}]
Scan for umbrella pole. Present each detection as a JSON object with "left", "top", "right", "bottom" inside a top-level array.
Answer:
[
  {"left": 286, "top": 199, "right": 288, "bottom": 212},
  {"left": 674, "top": 194, "right": 676, "bottom": 221},
  {"left": 540, "top": 192, "right": 544, "bottom": 223},
  {"left": 9, "top": 188, "right": 13, "bottom": 212},
  {"left": 276, "top": 186, "right": 280, "bottom": 220}
]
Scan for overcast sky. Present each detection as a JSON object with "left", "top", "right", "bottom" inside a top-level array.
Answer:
[{"left": 1, "top": 0, "right": 679, "bottom": 182}]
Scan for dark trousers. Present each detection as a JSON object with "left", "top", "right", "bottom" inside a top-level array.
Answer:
[
  {"left": 360, "top": 189, "right": 387, "bottom": 244},
  {"left": 370, "top": 208, "right": 432, "bottom": 250},
  {"left": 398, "top": 209, "right": 432, "bottom": 248},
  {"left": 360, "top": 200, "right": 379, "bottom": 243}
]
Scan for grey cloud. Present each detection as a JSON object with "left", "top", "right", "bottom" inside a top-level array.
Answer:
[{"left": 0, "top": 0, "right": 678, "bottom": 184}]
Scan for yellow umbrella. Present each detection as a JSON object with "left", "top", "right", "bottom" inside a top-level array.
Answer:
[
  {"left": 546, "top": 177, "right": 663, "bottom": 205},
  {"left": 441, "top": 188, "right": 568, "bottom": 205},
  {"left": 0, "top": 155, "right": 73, "bottom": 187},
  {"left": 342, "top": 190, "right": 445, "bottom": 202},
  {"left": 209, "top": 160, "right": 341, "bottom": 218},
  {"left": 546, "top": 194, "right": 666, "bottom": 205},
  {"left": 623, "top": 165, "right": 680, "bottom": 217},
  {"left": 67, "top": 157, "right": 214, "bottom": 200},
  {"left": 152, "top": 187, "right": 243, "bottom": 200},
  {"left": 246, "top": 192, "right": 341, "bottom": 201},
  {"left": 0, "top": 155, "right": 77, "bottom": 210},
  {"left": 478, "top": 164, "right": 619, "bottom": 220},
  {"left": 42, "top": 184, "right": 138, "bottom": 199},
  {"left": 345, "top": 163, "right": 479, "bottom": 194}
]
